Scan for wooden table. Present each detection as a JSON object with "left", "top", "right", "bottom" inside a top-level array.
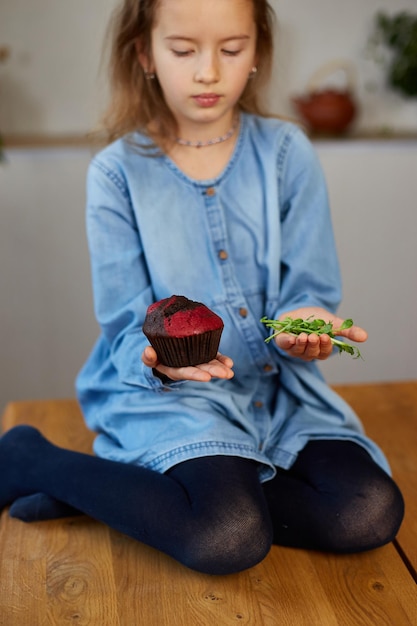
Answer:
[{"left": 1, "top": 381, "right": 416, "bottom": 625}]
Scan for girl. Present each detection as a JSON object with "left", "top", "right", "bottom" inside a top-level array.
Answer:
[{"left": 0, "top": 0, "right": 404, "bottom": 575}]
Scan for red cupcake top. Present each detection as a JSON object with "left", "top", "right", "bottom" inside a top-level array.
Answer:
[{"left": 144, "top": 295, "right": 224, "bottom": 338}]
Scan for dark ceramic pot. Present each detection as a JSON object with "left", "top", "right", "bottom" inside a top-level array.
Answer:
[
  {"left": 292, "top": 89, "right": 357, "bottom": 135},
  {"left": 292, "top": 61, "right": 358, "bottom": 135}
]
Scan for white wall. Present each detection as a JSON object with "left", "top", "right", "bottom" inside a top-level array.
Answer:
[
  {"left": 1, "top": 0, "right": 417, "bottom": 135},
  {"left": 0, "top": 148, "right": 98, "bottom": 412},
  {"left": 0, "top": 0, "right": 115, "bottom": 134},
  {"left": 316, "top": 140, "right": 417, "bottom": 385}
]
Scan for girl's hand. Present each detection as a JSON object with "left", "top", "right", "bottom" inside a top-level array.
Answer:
[
  {"left": 274, "top": 307, "right": 368, "bottom": 362},
  {"left": 142, "top": 346, "right": 234, "bottom": 382}
]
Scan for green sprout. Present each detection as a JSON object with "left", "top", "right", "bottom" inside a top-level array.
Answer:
[{"left": 260, "top": 316, "right": 362, "bottom": 359}]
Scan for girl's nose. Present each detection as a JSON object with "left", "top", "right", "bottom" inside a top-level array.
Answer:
[{"left": 194, "top": 52, "right": 219, "bottom": 84}]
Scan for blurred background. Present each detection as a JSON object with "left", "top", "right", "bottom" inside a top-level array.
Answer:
[{"left": 1, "top": 0, "right": 416, "bottom": 412}]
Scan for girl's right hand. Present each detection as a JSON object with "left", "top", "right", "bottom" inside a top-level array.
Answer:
[{"left": 142, "top": 346, "right": 234, "bottom": 383}]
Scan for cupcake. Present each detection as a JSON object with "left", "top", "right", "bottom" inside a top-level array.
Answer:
[{"left": 143, "top": 295, "right": 224, "bottom": 367}]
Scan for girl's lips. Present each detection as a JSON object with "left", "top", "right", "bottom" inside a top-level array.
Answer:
[{"left": 193, "top": 94, "right": 221, "bottom": 107}]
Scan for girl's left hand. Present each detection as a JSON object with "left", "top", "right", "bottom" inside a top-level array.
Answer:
[
  {"left": 274, "top": 306, "right": 368, "bottom": 362},
  {"left": 142, "top": 346, "right": 234, "bottom": 382}
]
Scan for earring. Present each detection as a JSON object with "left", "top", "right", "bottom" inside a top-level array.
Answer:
[
  {"left": 145, "top": 71, "right": 156, "bottom": 80},
  {"left": 249, "top": 66, "right": 258, "bottom": 78}
]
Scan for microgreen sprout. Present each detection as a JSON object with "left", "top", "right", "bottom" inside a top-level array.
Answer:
[{"left": 260, "top": 316, "right": 363, "bottom": 359}]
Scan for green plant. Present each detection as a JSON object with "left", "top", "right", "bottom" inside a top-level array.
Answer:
[
  {"left": 369, "top": 11, "right": 417, "bottom": 98},
  {"left": 260, "top": 316, "right": 363, "bottom": 359}
]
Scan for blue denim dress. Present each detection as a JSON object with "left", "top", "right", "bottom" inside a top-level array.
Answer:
[{"left": 76, "top": 114, "right": 389, "bottom": 481}]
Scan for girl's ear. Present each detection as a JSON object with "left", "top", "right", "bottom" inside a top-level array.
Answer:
[{"left": 135, "top": 39, "right": 154, "bottom": 74}]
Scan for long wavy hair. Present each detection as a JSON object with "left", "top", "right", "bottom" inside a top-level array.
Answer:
[{"left": 98, "top": 0, "right": 276, "bottom": 149}]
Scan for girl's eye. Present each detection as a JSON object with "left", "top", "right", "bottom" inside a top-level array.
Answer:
[
  {"left": 172, "top": 49, "right": 193, "bottom": 57},
  {"left": 222, "top": 49, "right": 241, "bottom": 56}
]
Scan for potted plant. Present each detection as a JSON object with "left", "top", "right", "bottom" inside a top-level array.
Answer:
[{"left": 368, "top": 11, "right": 417, "bottom": 98}]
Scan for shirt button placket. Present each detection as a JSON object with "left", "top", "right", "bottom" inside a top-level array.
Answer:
[{"left": 203, "top": 186, "right": 229, "bottom": 263}]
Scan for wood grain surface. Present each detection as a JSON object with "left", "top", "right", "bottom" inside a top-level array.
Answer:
[{"left": 1, "top": 384, "right": 416, "bottom": 625}]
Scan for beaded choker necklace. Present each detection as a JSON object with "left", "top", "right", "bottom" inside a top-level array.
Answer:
[{"left": 175, "top": 117, "right": 239, "bottom": 148}]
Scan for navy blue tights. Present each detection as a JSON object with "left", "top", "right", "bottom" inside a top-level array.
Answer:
[{"left": 0, "top": 426, "right": 404, "bottom": 574}]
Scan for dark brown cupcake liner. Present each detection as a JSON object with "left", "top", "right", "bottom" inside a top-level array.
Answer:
[{"left": 146, "top": 328, "right": 223, "bottom": 367}]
